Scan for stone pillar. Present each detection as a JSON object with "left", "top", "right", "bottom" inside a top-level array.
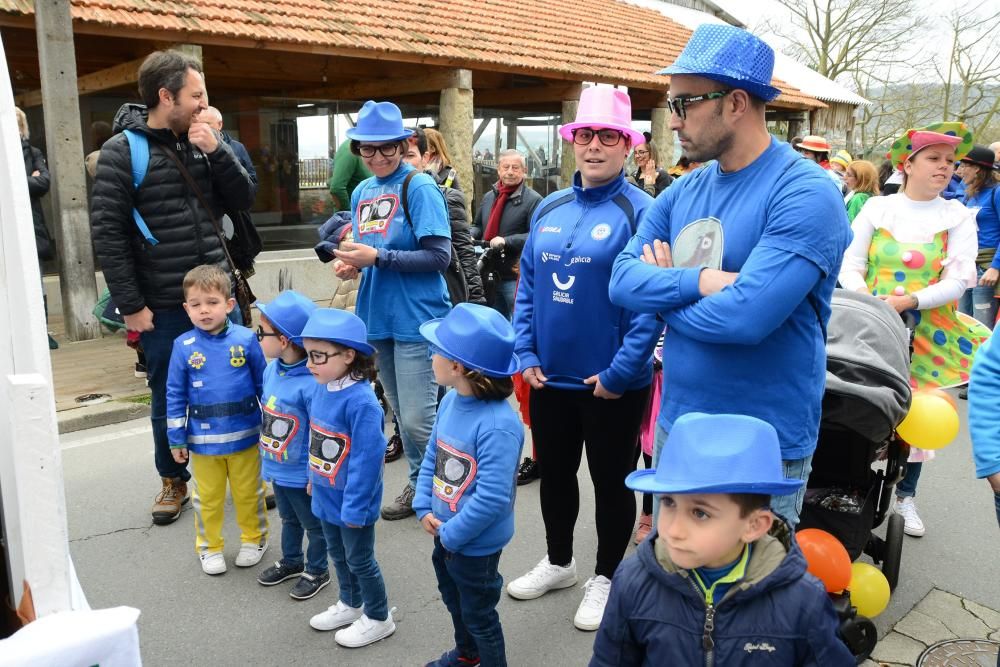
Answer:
[
  {"left": 650, "top": 95, "right": 674, "bottom": 166},
  {"left": 439, "top": 69, "right": 473, "bottom": 219},
  {"left": 560, "top": 98, "right": 580, "bottom": 189},
  {"left": 35, "top": 0, "right": 99, "bottom": 341}
]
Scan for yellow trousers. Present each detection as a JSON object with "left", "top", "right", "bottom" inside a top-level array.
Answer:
[{"left": 190, "top": 447, "right": 269, "bottom": 553}]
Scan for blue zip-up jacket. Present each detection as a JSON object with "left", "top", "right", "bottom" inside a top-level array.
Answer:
[
  {"left": 513, "top": 172, "right": 659, "bottom": 394},
  {"left": 308, "top": 379, "right": 386, "bottom": 527},
  {"left": 591, "top": 526, "right": 855, "bottom": 666},
  {"left": 968, "top": 333, "right": 1000, "bottom": 479},
  {"left": 166, "top": 324, "right": 266, "bottom": 455},
  {"left": 259, "top": 358, "right": 315, "bottom": 488},
  {"left": 413, "top": 391, "right": 523, "bottom": 556}
]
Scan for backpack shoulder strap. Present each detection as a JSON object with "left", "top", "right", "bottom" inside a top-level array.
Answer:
[
  {"left": 400, "top": 170, "right": 418, "bottom": 227},
  {"left": 121, "top": 129, "right": 158, "bottom": 246}
]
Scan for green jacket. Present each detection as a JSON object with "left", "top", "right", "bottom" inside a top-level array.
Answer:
[
  {"left": 328, "top": 138, "right": 371, "bottom": 210},
  {"left": 846, "top": 191, "right": 872, "bottom": 223}
]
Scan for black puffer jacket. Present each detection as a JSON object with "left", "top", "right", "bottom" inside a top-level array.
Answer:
[
  {"left": 442, "top": 185, "right": 486, "bottom": 305},
  {"left": 22, "top": 138, "right": 53, "bottom": 261},
  {"left": 90, "top": 104, "right": 255, "bottom": 314},
  {"left": 471, "top": 180, "right": 543, "bottom": 280}
]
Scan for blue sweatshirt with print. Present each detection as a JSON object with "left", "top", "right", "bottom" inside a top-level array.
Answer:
[
  {"left": 413, "top": 390, "right": 523, "bottom": 556},
  {"left": 308, "top": 379, "right": 386, "bottom": 527},
  {"left": 513, "top": 172, "right": 659, "bottom": 394},
  {"left": 259, "top": 358, "right": 315, "bottom": 488},
  {"left": 968, "top": 333, "right": 1000, "bottom": 479},
  {"left": 166, "top": 324, "right": 266, "bottom": 455}
]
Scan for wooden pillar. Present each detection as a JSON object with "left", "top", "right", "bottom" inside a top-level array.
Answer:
[
  {"left": 506, "top": 118, "right": 518, "bottom": 150},
  {"left": 560, "top": 84, "right": 584, "bottom": 189},
  {"left": 439, "top": 69, "right": 474, "bottom": 219},
  {"left": 493, "top": 118, "right": 501, "bottom": 158},
  {"left": 649, "top": 92, "right": 674, "bottom": 166},
  {"left": 35, "top": 0, "right": 99, "bottom": 341}
]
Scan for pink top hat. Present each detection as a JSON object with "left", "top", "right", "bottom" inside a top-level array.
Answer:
[{"left": 559, "top": 86, "right": 645, "bottom": 147}]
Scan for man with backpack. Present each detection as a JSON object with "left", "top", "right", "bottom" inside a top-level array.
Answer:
[{"left": 90, "top": 50, "right": 255, "bottom": 525}]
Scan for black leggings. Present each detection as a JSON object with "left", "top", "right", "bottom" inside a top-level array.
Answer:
[{"left": 529, "top": 385, "right": 649, "bottom": 579}]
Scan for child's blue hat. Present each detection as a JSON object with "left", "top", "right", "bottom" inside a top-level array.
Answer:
[
  {"left": 419, "top": 303, "right": 519, "bottom": 378},
  {"left": 627, "top": 413, "right": 803, "bottom": 496},
  {"left": 658, "top": 24, "right": 782, "bottom": 103},
  {"left": 301, "top": 308, "right": 374, "bottom": 356},
  {"left": 256, "top": 291, "right": 316, "bottom": 345},
  {"left": 345, "top": 100, "right": 413, "bottom": 143}
]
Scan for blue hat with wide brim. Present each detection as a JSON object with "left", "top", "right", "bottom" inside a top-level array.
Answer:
[
  {"left": 345, "top": 100, "right": 414, "bottom": 143},
  {"left": 300, "top": 308, "right": 374, "bottom": 357},
  {"left": 659, "top": 24, "right": 782, "bottom": 103},
  {"left": 419, "top": 303, "right": 519, "bottom": 378},
  {"left": 626, "top": 413, "right": 804, "bottom": 496},
  {"left": 256, "top": 290, "right": 317, "bottom": 345}
]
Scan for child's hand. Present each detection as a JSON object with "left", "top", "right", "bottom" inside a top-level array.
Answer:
[
  {"left": 306, "top": 481, "right": 312, "bottom": 496},
  {"left": 420, "top": 514, "right": 442, "bottom": 536},
  {"left": 171, "top": 447, "right": 189, "bottom": 464}
]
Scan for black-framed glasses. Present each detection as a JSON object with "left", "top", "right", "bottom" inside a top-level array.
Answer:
[
  {"left": 307, "top": 350, "right": 343, "bottom": 365},
  {"left": 634, "top": 149, "right": 650, "bottom": 156},
  {"left": 572, "top": 128, "right": 625, "bottom": 147},
  {"left": 667, "top": 90, "right": 732, "bottom": 120},
  {"left": 256, "top": 326, "right": 281, "bottom": 342},
  {"left": 357, "top": 143, "right": 401, "bottom": 158}
]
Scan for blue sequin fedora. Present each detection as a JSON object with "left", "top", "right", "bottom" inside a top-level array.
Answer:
[{"left": 659, "top": 24, "right": 782, "bottom": 103}]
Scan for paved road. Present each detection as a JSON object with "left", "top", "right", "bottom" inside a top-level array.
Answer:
[{"left": 60, "top": 396, "right": 999, "bottom": 666}]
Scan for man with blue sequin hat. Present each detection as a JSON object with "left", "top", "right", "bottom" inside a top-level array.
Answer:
[{"left": 610, "top": 23, "right": 852, "bottom": 527}]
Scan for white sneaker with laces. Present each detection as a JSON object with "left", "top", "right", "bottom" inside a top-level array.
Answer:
[
  {"left": 199, "top": 551, "right": 226, "bottom": 575},
  {"left": 574, "top": 575, "right": 612, "bottom": 631},
  {"left": 894, "top": 497, "right": 925, "bottom": 537},
  {"left": 235, "top": 540, "right": 269, "bottom": 567},
  {"left": 334, "top": 608, "right": 397, "bottom": 647},
  {"left": 506, "top": 556, "right": 578, "bottom": 600},
  {"left": 310, "top": 600, "right": 364, "bottom": 631}
]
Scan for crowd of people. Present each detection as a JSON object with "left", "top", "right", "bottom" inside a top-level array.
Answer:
[{"left": 61, "top": 19, "right": 1000, "bottom": 667}]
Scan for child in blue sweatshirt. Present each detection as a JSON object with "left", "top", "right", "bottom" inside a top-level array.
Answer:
[
  {"left": 254, "top": 290, "right": 331, "bottom": 600},
  {"left": 414, "top": 303, "right": 524, "bottom": 667},
  {"left": 166, "top": 265, "right": 269, "bottom": 576},
  {"left": 300, "top": 308, "right": 395, "bottom": 648}
]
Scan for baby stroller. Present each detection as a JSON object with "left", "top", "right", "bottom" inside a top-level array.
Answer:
[{"left": 798, "top": 289, "right": 913, "bottom": 663}]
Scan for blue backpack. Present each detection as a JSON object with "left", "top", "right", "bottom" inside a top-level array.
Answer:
[{"left": 122, "top": 129, "right": 158, "bottom": 246}]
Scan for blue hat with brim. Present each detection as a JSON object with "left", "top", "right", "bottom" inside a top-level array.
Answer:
[
  {"left": 419, "top": 303, "right": 519, "bottom": 378},
  {"left": 345, "top": 100, "right": 414, "bottom": 143},
  {"left": 256, "top": 290, "right": 317, "bottom": 345},
  {"left": 301, "top": 308, "right": 374, "bottom": 357},
  {"left": 626, "top": 413, "right": 804, "bottom": 496},
  {"left": 658, "top": 24, "right": 782, "bottom": 103}
]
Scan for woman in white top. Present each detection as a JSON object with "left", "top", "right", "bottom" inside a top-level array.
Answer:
[{"left": 839, "top": 122, "right": 990, "bottom": 538}]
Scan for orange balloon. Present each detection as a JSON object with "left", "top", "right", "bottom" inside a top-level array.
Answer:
[
  {"left": 925, "top": 388, "right": 958, "bottom": 411},
  {"left": 796, "top": 528, "right": 852, "bottom": 593}
]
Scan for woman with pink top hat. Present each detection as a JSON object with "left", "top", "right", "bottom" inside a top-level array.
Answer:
[
  {"left": 507, "top": 85, "right": 660, "bottom": 632},
  {"left": 839, "top": 122, "right": 991, "bottom": 538}
]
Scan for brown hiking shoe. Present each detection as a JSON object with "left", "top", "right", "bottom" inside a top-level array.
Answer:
[{"left": 152, "top": 477, "right": 189, "bottom": 525}]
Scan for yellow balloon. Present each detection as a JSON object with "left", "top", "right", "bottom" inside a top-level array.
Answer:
[
  {"left": 896, "top": 391, "right": 960, "bottom": 450},
  {"left": 849, "top": 562, "right": 890, "bottom": 618}
]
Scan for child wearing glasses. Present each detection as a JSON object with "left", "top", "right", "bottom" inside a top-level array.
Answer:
[
  {"left": 300, "top": 308, "right": 396, "bottom": 648},
  {"left": 166, "top": 264, "right": 269, "bottom": 576},
  {"left": 253, "top": 290, "right": 332, "bottom": 600}
]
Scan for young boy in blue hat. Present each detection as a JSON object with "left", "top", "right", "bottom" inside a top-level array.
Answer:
[
  {"left": 300, "top": 308, "right": 396, "bottom": 648},
  {"left": 414, "top": 303, "right": 524, "bottom": 667},
  {"left": 590, "top": 413, "right": 855, "bottom": 666},
  {"left": 254, "top": 290, "right": 331, "bottom": 600}
]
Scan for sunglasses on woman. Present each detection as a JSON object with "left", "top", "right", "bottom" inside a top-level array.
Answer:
[{"left": 572, "top": 128, "right": 625, "bottom": 147}]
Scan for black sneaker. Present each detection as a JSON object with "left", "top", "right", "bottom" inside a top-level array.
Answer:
[
  {"left": 381, "top": 484, "right": 416, "bottom": 520},
  {"left": 256, "top": 560, "right": 304, "bottom": 586},
  {"left": 516, "top": 457, "right": 540, "bottom": 486},
  {"left": 959, "top": 387, "right": 968, "bottom": 400},
  {"left": 384, "top": 434, "right": 403, "bottom": 463},
  {"left": 289, "top": 571, "right": 331, "bottom": 600}
]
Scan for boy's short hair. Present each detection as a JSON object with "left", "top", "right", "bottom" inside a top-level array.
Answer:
[
  {"left": 183, "top": 265, "right": 231, "bottom": 300},
  {"left": 463, "top": 368, "right": 514, "bottom": 401},
  {"left": 330, "top": 342, "right": 377, "bottom": 382},
  {"left": 259, "top": 313, "right": 306, "bottom": 355}
]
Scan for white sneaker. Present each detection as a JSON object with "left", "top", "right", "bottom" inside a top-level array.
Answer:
[
  {"left": 334, "top": 608, "right": 397, "bottom": 648},
  {"left": 310, "top": 600, "right": 364, "bottom": 631},
  {"left": 506, "top": 556, "right": 578, "bottom": 600},
  {"left": 894, "top": 497, "right": 925, "bottom": 537},
  {"left": 199, "top": 551, "right": 226, "bottom": 575},
  {"left": 574, "top": 575, "right": 612, "bottom": 631},
  {"left": 235, "top": 540, "right": 269, "bottom": 567}
]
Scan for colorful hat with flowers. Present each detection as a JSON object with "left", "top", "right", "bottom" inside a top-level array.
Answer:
[{"left": 888, "top": 121, "right": 973, "bottom": 171}]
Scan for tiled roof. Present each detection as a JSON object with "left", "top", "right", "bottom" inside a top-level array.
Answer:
[{"left": 0, "top": 0, "right": 823, "bottom": 108}]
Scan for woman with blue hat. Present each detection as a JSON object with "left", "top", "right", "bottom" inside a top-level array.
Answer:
[
  {"left": 331, "top": 100, "right": 452, "bottom": 521},
  {"left": 412, "top": 303, "right": 524, "bottom": 667}
]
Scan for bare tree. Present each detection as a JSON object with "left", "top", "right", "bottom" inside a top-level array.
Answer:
[{"left": 936, "top": 2, "right": 1000, "bottom": 138}]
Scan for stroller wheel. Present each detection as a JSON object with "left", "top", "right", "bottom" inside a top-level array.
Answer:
[
  {"left": 839, "top": 612, "right": 878, "bottom": 664},
  {"left": 882, "top": 513, "right": 905, "bottom": 592}
]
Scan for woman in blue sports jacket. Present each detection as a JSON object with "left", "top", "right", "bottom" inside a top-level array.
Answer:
[{"left": 508, "top": 87, "right": 660, "bottom": 632}]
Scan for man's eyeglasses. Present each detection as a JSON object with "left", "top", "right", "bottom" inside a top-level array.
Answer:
[
  {"left": 357, "top": 143, "right": 401, "bottom": 158},
  {"left": 307, "top": 349, "right": 343, "bottom": 365},
  {"left": 256, "top": 326, "right": 281, "bottom": 342},
  {"left": 572, "top": 128, "right": 625, "bottom": 147},
  {"left": 667, "top": 90, "right": 732, "bottom": 120}
]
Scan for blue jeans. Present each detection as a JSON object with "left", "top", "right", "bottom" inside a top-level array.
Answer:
[
  {"left": 370, "top": 339, "right": 438, "bottom": 489},
  {"left": 140, "top": 307, "right": 195, "bottom": 481},
  {"left": 491, "top": 279, "right": 518, "bottom": 321},
  {"left": 652, "top": 424, "right": 813, "bottom": 527},
  {"left": 432, "top": 538, "right": 506, "bottom": 666},
  {"left": 958, "top": 266, "right": 998, "bottom": 328},
  {"left": 273, "top": 483, "right": 328, "bottom": 575},
  {"left": 321, "top": 521, "right": 388, "bottom": 621},
  {"left": 896, "top": 462, "right": 922, "bottom": 498}
]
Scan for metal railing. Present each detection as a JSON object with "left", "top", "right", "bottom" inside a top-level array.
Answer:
[{"left": 299, "top": 158, "right": 330, "bottom": 189}]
